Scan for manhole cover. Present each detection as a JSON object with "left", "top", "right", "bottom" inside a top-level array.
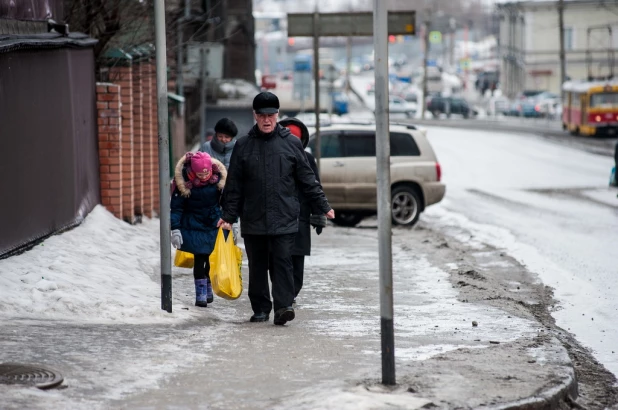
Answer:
[{"left": 0, "top": 363, "right": 64, "bottom": 389}]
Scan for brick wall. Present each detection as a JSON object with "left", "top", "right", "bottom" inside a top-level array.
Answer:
[
  {"left": 96, "top": 83, "right": 123, "bottom": 220},
  {"left": 141, "top": 62, "right": 153, "bottom": 218},
  {"left": 110, "top": 66, "right": 135, "bottom": 224},
  {"left": 95, "top": 60, "right": 174, "bottom": 223},
  {"left": 132, "top": 63, "right": 144, "bottom": 219},
  {"left": 150, "top": 63, "right": 160, "bottom": 215}
]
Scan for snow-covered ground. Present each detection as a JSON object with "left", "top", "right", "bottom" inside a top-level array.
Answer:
[{"left": 0, "top": 207, "right": 181, "bottom": 324}]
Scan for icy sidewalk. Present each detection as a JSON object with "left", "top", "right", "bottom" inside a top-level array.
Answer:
[{"left": 0, "top": 207, "right": 575, "bottom": 409}]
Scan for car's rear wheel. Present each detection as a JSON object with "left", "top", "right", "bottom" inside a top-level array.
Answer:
[
  {"left": 391, "top": 186, "right": 421, "bottom": 226},
  {"left": 332, "top": 211, "right": 364, "bottom": 227}
]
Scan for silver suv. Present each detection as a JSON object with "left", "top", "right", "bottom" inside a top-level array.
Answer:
[{"left": 307, "top": 123, "right": 445, "bottom": 227}]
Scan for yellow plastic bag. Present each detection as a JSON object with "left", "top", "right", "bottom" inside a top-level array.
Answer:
[
  {"left": 174, "top": 249, "right": 194, "bottom": 268},
  {"left": 209, "top": 228, "right": 243, "bottom": 300}
]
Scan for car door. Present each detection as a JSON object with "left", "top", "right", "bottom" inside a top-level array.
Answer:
[
  {"left": 341, "top": 131, "right": 377, "bottom": 207},
  {"left": 307, "top": 131, "right": 346, "bottom": 206}
]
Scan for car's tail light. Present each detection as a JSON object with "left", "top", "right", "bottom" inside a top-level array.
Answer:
[{"left": 435, "top": 162, "right": 442, "bottom": 182}]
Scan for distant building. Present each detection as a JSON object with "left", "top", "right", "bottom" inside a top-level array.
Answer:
[{"left": 498, "top": 0, "right": 618, "bottom": 97}]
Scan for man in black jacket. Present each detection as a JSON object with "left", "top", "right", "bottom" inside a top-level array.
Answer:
[{"left": 218, "top": 92, "right": 335, "bottom": 326}]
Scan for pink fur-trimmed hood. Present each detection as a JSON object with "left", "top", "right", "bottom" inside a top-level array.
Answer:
[{"left": 173, "top": 155, "right": 227, "bottom": 197}]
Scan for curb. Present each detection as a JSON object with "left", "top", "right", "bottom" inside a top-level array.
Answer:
[{"left": 494, "top": 370, "right": 578, "bottom": 410}]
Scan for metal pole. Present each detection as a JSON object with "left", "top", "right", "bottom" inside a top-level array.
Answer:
[
  {"left": 200, "top": 47, "right": 207, "bottom": 147},
  {"left": 346, "top": 36, "right": 352, "bottom": 93},
  {"left": 464, "top": 23, "right": 469, "bottom": 91},
  {"left": 328, "top": 65, "right": 334, "bottom": 121},
  {"left": 373, "top": 0, "right": 395, "bottom": 386},
  {"left": 421, "top": 18, "right": 430, "bottom": 119},
  {"left": 558, "top": 0, "right": 565, "bottom": 95},
  {"left": 313, "top": 12, "right": 321, "bottom": 172},
  {"left": 176, "top": 0, "right": 190, "bottom": 115},
  {"left": 176, "top": 22, "right": 184, "bottom": 115},
  {"left": 154, "top": 0, "right": 172, "bottom": 313}
]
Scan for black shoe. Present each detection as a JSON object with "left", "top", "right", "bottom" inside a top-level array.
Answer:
[
  {"left": 195, "top": 300, "right": 208, "bottom": 308},
  {"left": 274, "top": 307, "right": 295, "bottom": 326},
  {"left": 250, "top": 312, "right": 270, "bottom": 322},
  {"left": 207, "top": 297, "right": 214, "bottom": 303}
]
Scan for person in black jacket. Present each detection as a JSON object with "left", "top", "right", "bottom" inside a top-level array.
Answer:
[
  {"left": 217, "top": 92, "right": 335, "bottom": 326},
  {"left": 277, "top": 118, "right": 327, "bottom": 306}
]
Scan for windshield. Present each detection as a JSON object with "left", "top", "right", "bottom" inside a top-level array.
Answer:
[{"left": 590, "top": 92, "right": 618, "bottom": 107}]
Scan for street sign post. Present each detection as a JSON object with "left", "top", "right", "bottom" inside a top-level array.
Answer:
[
  {"left": 287, "top": 10, "right": 415, "bottom": 173},
  {"left": 287, "top": 9, "right": 416, "bottom": 386}
]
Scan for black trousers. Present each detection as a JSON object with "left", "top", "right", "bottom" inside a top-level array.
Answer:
[
  {"left": 193, "top": 254, "right": 211, "bottom": 281},
  {"left": 268, "top": 254, "right": 305, "bottom": 299},
  {"left": 291, "top": 255, "right": 305, "bottom": 298},
  {"left": 244, "top": 234, "right": 296, "bottom": 314}
]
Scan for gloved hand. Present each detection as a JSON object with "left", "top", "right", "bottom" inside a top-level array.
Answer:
[
  {"left": 310, "top": 215, "right": 327, "bottom": 235},
  {"left": 171, "top": 229, "right": 183, "bottom": 249},
  {"left": 232, "top": 223, "right": 240, "bottom": 245}
]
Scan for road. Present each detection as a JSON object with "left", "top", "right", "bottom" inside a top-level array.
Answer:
[
  {"left": 346, "top": 74, "right": 617, "bottom": 375},
  {"left": 421, "top": 126, "right": 618, "bottom": 376}
]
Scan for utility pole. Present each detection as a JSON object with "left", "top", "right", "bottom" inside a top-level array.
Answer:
[
  {"left": 346, "top": 36, "right": 352, "bottom": 93},
  {"left": 153, "top": 0, "right": 172, "bottom": 312},
  {"left": 372, "top": 0, "right": 395, "bottom": 386},
  {"left": 449, "top": 17, "right": 456, "bottom": 70},
  {"left": 421, "top": 15, "right": 430, "bottom": 120},
  {"left": 176, "top": 0, "right": 190, "bottom": 115},
  {"left": 200, "top": 47, "right": 208, "bottom": 147},
  {"left": 313, "top": 10, "right": 321, "bottom": 173},
  {"left": 558, "top": 0, "right": 566, "bottom": 97}
]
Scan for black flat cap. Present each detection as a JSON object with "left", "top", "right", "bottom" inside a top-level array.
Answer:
[{"left": 253, "top": 91, "right": 280, "bottom": 114}]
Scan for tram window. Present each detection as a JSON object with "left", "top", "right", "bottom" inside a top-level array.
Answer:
[{"left": 590, "top": 93, "right": 618, "bottom": 107}]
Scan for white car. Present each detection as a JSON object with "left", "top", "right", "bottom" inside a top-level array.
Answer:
[
  {"left": 388, "top": 95, "right": 417, "bottom": 117},
  {"left": 366, "top": 95, "right": 417, "bottom": 118}
]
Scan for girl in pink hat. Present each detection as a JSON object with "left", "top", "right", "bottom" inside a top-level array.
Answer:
[{"left": 170, "top": 151, "right": 227, "bottom": 307}]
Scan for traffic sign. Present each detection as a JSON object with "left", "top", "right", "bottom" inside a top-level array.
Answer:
[{"left": 287, "top": 11, "right": 416, "bottom": 37}]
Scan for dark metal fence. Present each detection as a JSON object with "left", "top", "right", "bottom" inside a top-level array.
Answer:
[{"left": 0, "top": 47, "right": 99, "bottom": 257}]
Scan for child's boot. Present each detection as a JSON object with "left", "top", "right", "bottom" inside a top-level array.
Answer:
[
  {"left": 194, "top": 279, "right": 208, "bottom": 307},
  {"left": 206, "top": 276, "right": 214, "bottom": 304}
]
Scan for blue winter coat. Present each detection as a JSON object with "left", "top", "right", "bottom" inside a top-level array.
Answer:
[{"left": 170, "top": 157, "right": 227, "bottom": 256}]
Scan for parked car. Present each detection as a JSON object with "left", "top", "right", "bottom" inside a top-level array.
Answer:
[
  {"left": 426, "top": 96, "right": 475, "bottom": 118},
  {"left": 519, "top": 99, "right": 543, "bottom": 118},
  {"left": 306, "top": 123, "right": 445, "bottom": 227},
  {"left": 389, "top": 95, "right": 417, "bottom": 118}
]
